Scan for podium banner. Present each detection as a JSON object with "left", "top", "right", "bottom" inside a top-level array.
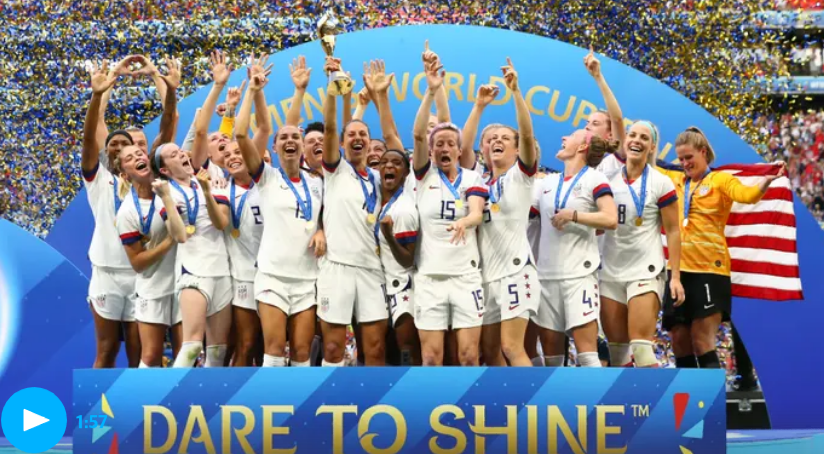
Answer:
[{"left": 73, "top": 368, "right": 726, "bottom": 454}]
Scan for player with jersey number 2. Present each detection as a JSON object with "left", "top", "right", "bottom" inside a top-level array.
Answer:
[
  {"left": 600, "top": 120, "right": 685, "bottom": 368},
  {"left": 531, "top": 130, "right": 618, "bottom": 367},
  {"left": 412, "top": 49, "right": 489, "bottom": 366},
  {"left": 476, "top": 58, "right": 540, "bottom": 367}
]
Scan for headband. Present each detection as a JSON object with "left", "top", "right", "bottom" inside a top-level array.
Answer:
[
  {"left": 105, "top": 129, "right": 134, "bottom": 147},
  {"left": 428, "top": 122, "right": 463, "bottom": 150},
  {"left": 383, "top": 149, "right": 410, "bottom": 167},
  {"left": 634, "top": 121, "right": 658, "bottom": 145},
  {"left": 154, "top": 143, "right": 172, "bottom": 170}
]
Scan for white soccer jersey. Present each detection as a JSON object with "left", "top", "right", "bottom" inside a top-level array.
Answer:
[
  {"left": 478, "top": 159, "right": 536, "bottom": 283},
  {"left": 252, "top": 163, "right": 324, "bottom": 279},
  {"left": 117, "top": 193, "right": 176, "bottom": 299},
  {"left": 377, "top": 190, "right": 419, "bottom": 295},
  {"left": 213, "top": 180, "right": 264, "bottom": 282},
  {"left": 203, "top": 159, "right": 229, "bottom": 182},
  {"left": 83, "top": 163, "right": 132, "bottom": 269},
  {"left": 168, "top": 178, "right": 230, "bottom": 277},
  {"left": 527, "top": 182, "right": 544, "bottom": 261},
  {"left": 322, "top": 156, "right": 382, "bottom": 272},
  {"left": 415, "top": 162, "right": 489, "bottom": 276},
  {"left": 601, "top": 165, "right": 677, "bottom": 282},
  {"left": 596, "top": 152, "right": 625, "bottom": 181},
  {"left": 532, "top": 167, "right": 613, "bottom": 280}
]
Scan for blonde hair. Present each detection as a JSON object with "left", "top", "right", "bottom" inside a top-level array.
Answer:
[
  {"left": 630, "top": 120, "right": 660, "bottom": 167},
  {"left": 675, "top": 126, "right": 716, "bottom": 165}
]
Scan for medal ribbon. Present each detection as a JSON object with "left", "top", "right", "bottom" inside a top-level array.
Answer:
[
  {"left": 279, "top": 168, "right": 312, "bottom": 222},
  {"left": 488, "top": 174, "right": 504, "bottom": 205},
  {"left": 169, "top": 179, "right": 199, "bottom": 228},
  {"left": 113, "top": 175, "right": 122, "bottom": 214},
  {"left": 623, "top": 165, "right": 648, "bottom": 221},
  {"left": 346, "top": 160, "right": 377, "bottom": 215},
  {"left": 438, "top": 167, "right": 463, "bottom": 204},
  {"left": 684, "top": 169, "right": 711, "bottom": 223},
  {"left": 555, "top": 166, "right": 589, "bottom": 211},
  {"left": 131, "top": 186, "right": 156, "bottom": 236},
  {"left": 374, "top": 187, "right": 404, "bottom": 249},
  {"left": 230, "top": 178, "right": 252, "bottom": 230}
]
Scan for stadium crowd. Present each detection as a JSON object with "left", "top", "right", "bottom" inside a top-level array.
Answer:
[{"left": 0, "top": 1, "right": 793, "bottom": 383}]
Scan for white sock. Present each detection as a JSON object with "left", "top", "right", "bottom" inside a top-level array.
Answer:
[
  {"left": 263, "top": 355, "right": 287, "bottom": 367},
  {"left": 630, "top": 340, "right": 658, "bottom": 368},
  {"left": 138, "top": 360, "right": 151, "bottom": 369},
  {"left": 173, "top": 342, "right": 203, "bottom": 368},
  {"left": 531, "top": 356, "right": 545, "bottom": 367},
  {"left": 578, "top": 351, "right": 602, "bottom": 367},
  {"left": 544, "top": 355, "right": 565, "bottom": 367},
  {"left": 322, "top": 359, "right": 346, "bottom": 367},
  {"left": 290, "top": 359, "right": 311, "bottom": 367},
  {"left": 205, "top": 344, "right": 227, "bottom": 368},
  {"left": 608, "top": 343, "right": 632, "bottom": 367}
]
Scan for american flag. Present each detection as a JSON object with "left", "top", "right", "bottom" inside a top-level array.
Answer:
[{"left": 658, "top": 161, "right": 803, "bottom": 301}]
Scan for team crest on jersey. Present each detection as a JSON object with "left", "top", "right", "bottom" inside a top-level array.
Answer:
[
  {"left": 572, "top": 184, "right": 583, "bottom": 197},
  {"left": 698, "top": 185, "right": 711, "bottom": 196},
  {"left": 311, "top": 186, "right": 321, "bottom": 198}
]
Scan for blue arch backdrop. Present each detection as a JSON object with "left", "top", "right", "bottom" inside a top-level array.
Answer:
[{"left": 1, "top": 25, "right": 820, "bottom": 430}]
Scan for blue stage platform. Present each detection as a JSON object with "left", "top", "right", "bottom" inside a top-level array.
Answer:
[{"left": 2, "top": 431, "right": 823, "bottom": 453}]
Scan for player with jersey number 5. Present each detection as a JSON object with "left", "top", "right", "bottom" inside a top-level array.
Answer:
[
  {"left": 236, "top": 70, "right": 326, "bottom": 368},
  {"left": 530, "top": 130, "right": 618, "bottom": 368},
  {"left": 318, "top": 55, "right": 389, "bottom": 367},
  {"left": 476, "top": 58, "right": 539, "bottom": 367},
  {"left": 412, "top": 48, "right": 489, "bottom": 366},
  {"left": 600, "top": 120, "right": 685, "bottom": 368},
  {"left": 657, "top": 127, "right": 786, "bottom": 370}
]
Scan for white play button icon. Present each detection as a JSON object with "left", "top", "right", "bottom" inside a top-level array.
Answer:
[{"left": 23, "top": 409, "right": 49, "bottom": 431}]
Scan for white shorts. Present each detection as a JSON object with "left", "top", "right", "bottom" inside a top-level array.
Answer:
[
  {"left": 87, "top": 266, "right": 136, "bottom": 322},
  {"left": 483, "top": 264, "right": 540, "bottom": 325},
  {"left": 534, "top": 273, "right": 600, "bottom": 333},
  {"left": 135, "top": 293, "right": 179, "bottom": 326},
  {"left": 600, "top": 272, "right": 666, "bottom": 305},
  {"left": 255, "top": 272, "right": 315, "bottom": 317},
  {"left": 414, "top": 272, "right": 484, "bottom": 331},
  {"left": 232, "top": 279, "right": 256, "bottom": 311},
  {"left": 176, "top": 274, "right": 233, "bottom": 317},
  {"left": 316, "top": 260, "right": 387, "bottom": 324},
  {"left": 387, "top": 283, "right": 414, "bottom": 327}
]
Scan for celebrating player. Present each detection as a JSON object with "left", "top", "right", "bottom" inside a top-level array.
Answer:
[
  {"left": 659, "top": 127, "right": 786, "bottom": 369},
  {"left": 600, "top": 121, "right": 685, "bottom": 368},
  {"left": 412, "top": 51, "right": 489, "bottom": 366},
  {"left": 583, "top": 47, "right": 626, "bottom": 179},
  {"left": 116, "top": 144, "right": 187, "bottom": 367},
  {"left": 317, "top": 56, "right": 388, "bottom": 366},
  {"left": 531, "top": 130, "right": 618, "bottom": 367},
  {"left": 476, "top": 58, "right": 539, "bottom": 367}
]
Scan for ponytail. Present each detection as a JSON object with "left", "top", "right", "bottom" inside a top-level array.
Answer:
[{"left": 675, "top": 126, "right": 716, "bottom": 164}]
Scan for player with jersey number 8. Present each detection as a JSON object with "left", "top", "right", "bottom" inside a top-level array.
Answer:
[
  {"left": 600, "top": 120, "right": 685, "bottom": 368},
  {"left": 530, "top": 130, "right": 618, "bottom": 368},
  {"left": 412, "top": 47, "right": 490, "bottom": 366}
]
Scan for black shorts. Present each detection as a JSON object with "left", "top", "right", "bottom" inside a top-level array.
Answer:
[{"left": 662, "top": 271, "right": 731, "bottom": 331}]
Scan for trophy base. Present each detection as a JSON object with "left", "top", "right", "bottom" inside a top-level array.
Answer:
[{"left": 327, "top": 71, "right": 354, "bottom": 96}]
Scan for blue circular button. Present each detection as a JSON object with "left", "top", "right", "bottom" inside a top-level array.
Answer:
[{"left": 1, "top": 388, "right": 67, "bottom": 453}]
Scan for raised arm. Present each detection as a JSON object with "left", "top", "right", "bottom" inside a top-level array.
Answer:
[
  {"left": 413, "top": 58, "right": 444, "bottom": 172},
  {"left": 246, "top": 52, "right": 274, "bottom": 155},
  {"left": 503, "top": 58, "right": 536, "bottom": 168},
  {"left": 322, "top": 57, "right": 342, "bottom": 167},
  {"left": 585, "top": 47, "right": 625, "bottom": 145},
  {"left": 83, "top": 61, "right": 118, "bottom": 174},
  {"left": 192, "top": 50, "right": 232, "bottom": 169},
  {"left": 364, "top": 60, "right": 403, "bottom": 151},
  {"left": 343, "top": 89, "right": 354, "bottom": 126},
  {"left": 286, "top": 55, "right": 311, "bottom": 126},
  {"left": 151, "top": 57, "right": 181, "bottom": 151},
  {"left": 460, "top": 84, "right": 499, "bottom": 169},
  {"left": 236, "top": 78, "right": 263, "bottom": 174},
  {"left": 422, "top": 40, "right": 451, "bottom": 124},
  {"left": 134, "top": 55, "right": 170, "bottom": 111},
  {"left": 94, "top": 56, "right": 140, "bottom": 151},
  {"left": 353, "top": 88, "right": 370, "bottom": 121}
]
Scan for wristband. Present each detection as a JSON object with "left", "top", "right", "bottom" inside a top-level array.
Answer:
[{"left": 573, "top": 210, "right": 578, "bottom": 223}]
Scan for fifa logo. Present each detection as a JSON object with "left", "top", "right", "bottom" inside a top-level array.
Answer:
[{"left": 674, "top": 392, "right": 706, "bottom": 454}]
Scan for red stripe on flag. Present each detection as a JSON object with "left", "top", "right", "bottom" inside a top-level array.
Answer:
[
  {"left": 731, "top": 284, "right": 804, "bottom": 301},
  {"left": 731, "top": 259, "right": 800, "bottom": 278},
  {"left": 759, "top": 187, "right": 793, "bottom": 202},
  {"left": 725, "top": 235, "right": 798, "bottom": 253},
  {"left": 726, "top": 211, "right": 797, "bottom": 227},
  {"left": 715, "top": 163, "right": 784, "bottom": 177}
]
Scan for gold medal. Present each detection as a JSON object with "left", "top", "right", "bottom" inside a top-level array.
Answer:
[
  {"left": 635, "top": 217, "right": 643, "bottom": 227},
  {"left": 231, "top": 229, "right": 240, "bottom": 239},
  {"left": 366, "top": 214, "right": 377, "bottom": 224},
  {"left": 186, "top": 225, "right": 196, "bottom": 235},
  {"left": 375, "top": 246, "right": 381, "bottom": 256},
  {"left": 455, "top": 200, "right": 464, "bottom": 209},
  {"left": 490, "top": 203, "right": 500, "bottom": 213},
  {"left": 682, "top": 219, "right": 689, "bottom": 228},
  {"left": 305, "top": 220, "right": 315, "bottom": 231}
]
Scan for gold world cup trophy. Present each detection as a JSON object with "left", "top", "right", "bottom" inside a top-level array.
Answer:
[{"left": 317, "top": 11, "right": 354, "bottom": 96}]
